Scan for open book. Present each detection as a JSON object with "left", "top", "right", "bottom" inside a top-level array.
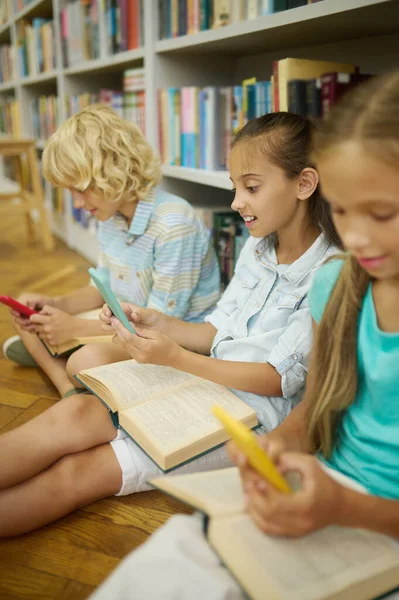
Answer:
[
  {"left": 152, "top": 468, "right": 399, "bottom": 600},
  {"left": 75, "top": 360, "right": 258, "bottom": 471},
  {"left": 42, "top": 309, "right": 113, "bottom": 357}
]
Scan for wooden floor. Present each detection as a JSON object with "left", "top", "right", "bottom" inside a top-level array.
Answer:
[{"left": 0, "top": 201, "right": 191, "bottom": 600}]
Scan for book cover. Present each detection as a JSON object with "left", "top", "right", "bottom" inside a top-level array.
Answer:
[{"left": 288, "top": 79, "right": 307, "bottom": 116}]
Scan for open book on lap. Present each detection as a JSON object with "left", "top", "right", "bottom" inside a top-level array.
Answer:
[
  {"left": 41, "top": 308, "right": 114, "bottom": 357},
  {"left": 152, "top": 468, "right": 399, "bottom": 600},
  {"left": 75, "top": 360, "right": 258, "bottom": 471}
]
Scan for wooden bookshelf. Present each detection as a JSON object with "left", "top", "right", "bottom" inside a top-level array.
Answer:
[{"left": 0, "top": 0, "right": 399, "bottom": 264}]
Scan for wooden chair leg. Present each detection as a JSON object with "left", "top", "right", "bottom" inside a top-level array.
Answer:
[
  {"left": 26, "top": 146, "right": 55, "bottom": 251},
  {"left": 14, "top": 155, "right": 35, "bottom": 239}
]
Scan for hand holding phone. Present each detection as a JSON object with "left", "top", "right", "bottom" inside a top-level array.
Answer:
[
  {"left": 212, "top": 405, "right": 292, "bottom": 494},
  {"left": 0, "top": 296, "right": 38, "bottom": 318},
  {"left": 88, "top": 268, "right": 135, "bottom": 334}
]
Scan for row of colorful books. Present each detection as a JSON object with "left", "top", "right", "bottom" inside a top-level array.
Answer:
[
  {"left": 158, "top": 81, "right": 272, "bottom": 169},
  {"left": 105, "top": 0, "right": 144, "bottom": 54},
  {"left": 66, "top": 89, "right": 145, "bottom": 133},
  {"left": 61, "top": 0, "right": 144, "bottom": 66},
  {"left": 65, "top": 68, "right": 146, "bottom": 132},
  {"left": 0, "top": 97, "right": 21, "bottom": 135},
  {"left": 60, "top": 0, "right": 100, "bottom": 67},
  {"left": 30, "top": 95, "right": 59, "bottom": 143},
  {"left": 16, "top": 19, "right": 56, "bottom": 78},
  {"left": 158, "top": 0, "right": 324, "bottom": 39},
  {"left": 159, "top": 57, "right": 371, "bottom": 169},
  {"left": 0, "top": 44, "right": 14, "bottom": 83}
]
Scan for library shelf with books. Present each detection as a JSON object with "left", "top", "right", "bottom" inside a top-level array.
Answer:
[{"left": 0, "top": 0, "right": 398, "bottom": 276}]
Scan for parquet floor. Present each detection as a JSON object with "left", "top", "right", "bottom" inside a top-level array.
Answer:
[{"left": 0, "top": 200, "right": 190, "bottom": 600}]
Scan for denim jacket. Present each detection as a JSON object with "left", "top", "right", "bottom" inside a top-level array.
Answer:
[{"left": 205, "top": 232, "right": 339, "bottom": 431}]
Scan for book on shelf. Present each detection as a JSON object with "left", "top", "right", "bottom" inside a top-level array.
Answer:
[
  {"left": 105, "top": 0, "right": 144, "bottom": 55},
  {"left": 0, "top": 44, "right": 14, "bottom": 83},
  {"left": 213, "top": 212, "right": 250, "bottom": 289},
  {"left": 159, "top": 79, "right": 271, "bottom": 170},
  {"left": 0, "top": 1, "right": 10, "bottom": 24},
  {"left": 65, "top": 68, "right": 145, "bottom": 133},
  {"left": 41, "top": 309, "right": 113, "bottom": 357},
  {"left": 152, "top": 467, "right": 399, "bottom": 600},
  {"left": 16, "top": 18, "right": 56, "bottom": 78},
  {"left": 30, "top": 95, "right": 59, "bottom": 143},
  {"left": 273, "top": 57, "right": 357, "bottom": 112},
  {"left": 0, "top": 97, "right": 21, "bottom": 136},
  {"left": 60, "top": 0, "right": 100, "bottom": 68},
  {"left": 75, "top": 359, "right": 258, "bottom": 471},
  {"left": 158, "top": 0, "right": 309, "bottom": 39},
  {"left": 320, "top": 72, "right": 372, "bottom": 116}
]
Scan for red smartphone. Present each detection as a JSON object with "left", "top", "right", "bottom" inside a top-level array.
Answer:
[{"left": 0, "top": 296, "right": 38, "bottom": 317}]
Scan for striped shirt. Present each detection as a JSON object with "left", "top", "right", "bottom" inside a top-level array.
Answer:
[{"left": 93, "top": 188, "right": 220, "bottom": 321}]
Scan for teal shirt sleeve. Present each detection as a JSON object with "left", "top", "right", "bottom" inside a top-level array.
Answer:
[{"left": 308, "top": 260, "right": 344, "bottom": 324}]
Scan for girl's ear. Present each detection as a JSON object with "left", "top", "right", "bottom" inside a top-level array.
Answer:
[{"left": 297, "top": 168, "right": 319, "bottom": 200}]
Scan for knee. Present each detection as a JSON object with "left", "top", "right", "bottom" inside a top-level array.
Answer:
[
  {"left": 66, "top": 345, "right": 94, "bottom": 381},
  {"left": 49, "top": 393, "right": 99, "bottom": 435},
  {"left": 51, "top": 454, "right": 89, "bottom": 510}
]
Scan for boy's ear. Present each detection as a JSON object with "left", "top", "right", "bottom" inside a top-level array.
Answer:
[{"left": 297, "top": 168, "right": 319, "bottom": 200}]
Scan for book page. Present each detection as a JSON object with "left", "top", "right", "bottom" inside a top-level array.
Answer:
[
  {"left": 211, "top": 515, "right": 399, "bottom": 600},
  {"left": 123, "top": 379, "right": 255, "bottom": 454},
  {"left": 152, "top": 468, "right": 245, "bottom": 517},
  {"left": 76, "top": 308, "right": 102, "bottom": 319},
  {"left": 80, "top": 361, "right": 199, "bottom": 409}
]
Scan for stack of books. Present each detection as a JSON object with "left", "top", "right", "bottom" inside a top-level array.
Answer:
[
  {"left": 60, "top": 0, "right": 100, "bottom": 67},
  {"left": 30, "top": 95, "right": 59, "bottom": 143},
  {"left": 123, "top": 67, "right": 145, "bottom": 134},
  {"left": 16, "top": 18, "right": 56, "bottom": 78},
  {"left": 0, "top": 44, "right": 14, "bottom": 83},
  {"left": 158, "top": 0, "right": 324, "bottom": 40},
  {"left": 105, "top": 0, "right": 144, "bottom": 55}
]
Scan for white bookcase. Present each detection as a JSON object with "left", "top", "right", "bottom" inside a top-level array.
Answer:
[{"left": 1, "top": 0, "right": 399, "bottom": 263}]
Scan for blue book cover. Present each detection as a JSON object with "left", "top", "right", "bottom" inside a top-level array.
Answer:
[
  {"left": 232, "top": 86, "right": 243, "bottom": 134},
  {"left": 247, "top": 85, "right": 256, "bottom": 121},
  {"left": 198, "top": 89, "right": 206, "bottom": 169}
]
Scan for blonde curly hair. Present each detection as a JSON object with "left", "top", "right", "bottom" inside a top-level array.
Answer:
[{"left": 42, "top": 104, "right": 162, "bottom": 203}]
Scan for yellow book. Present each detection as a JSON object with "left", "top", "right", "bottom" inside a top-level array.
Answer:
[
  {"left": 212, "top": 405, "right": 292, "bottom": 494},
  {"left": 76, "top": 360, "right": 258, "bottom": 471},
  {"left": 152, "top": 467, "right": 399, "bottom": 600},
  {"left": 277, "top": 58, "right": 357, "bottom": 111}
]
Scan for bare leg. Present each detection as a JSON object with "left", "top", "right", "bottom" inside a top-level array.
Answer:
[
  {"left": 67, "top": 343, "right": 132, "bottom": 387},
  {"left": 13, "top": 321, "right": 75, "bottom": 397},
  {"left": 0, "top": 394, "right": 116, "bottom": 490},
  {"left": 0, "top": 444, "right": 122, "bottom": 537}
]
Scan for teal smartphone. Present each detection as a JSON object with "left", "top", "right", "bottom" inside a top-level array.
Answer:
[{"left": 88, "top": 268, "right": 135, "bottom": 334}]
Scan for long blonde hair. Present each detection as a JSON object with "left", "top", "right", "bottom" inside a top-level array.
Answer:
[
  {"left": 307, "top": 71, "right": 399, "bottom": 457},
  {"left": 42, "top": 104, "right": 162, "bottom": 203}
]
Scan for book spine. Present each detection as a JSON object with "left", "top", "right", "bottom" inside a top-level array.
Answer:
[
  {"left": 272, "top": 0, "right": 287, "bottom": 11},
  {"left": 305, "top": 78, "right": 321, "bottom": 118},
  {"left": 178, "top": 0, "right": 187, "bottom": 35},
  {"left": 287, "top": 79, "right": 307, "bottom": 116},
  {"left": 127, "top": 0, "right": 140, "bottom": 49},
  {"left": 272, "top": 60, "right": 279, "bottom": 111},
  {"left": 260, "top": 0, "right": 272, "bottom": 14},
  {"left": 246, "top": 0, "right": 258, "bottom": 19}
]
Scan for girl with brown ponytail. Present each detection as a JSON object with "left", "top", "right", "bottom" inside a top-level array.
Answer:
[{"left": 230, "top": 71, "right": 399, "bottom": 539}]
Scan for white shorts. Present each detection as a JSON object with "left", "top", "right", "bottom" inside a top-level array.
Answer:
[{"left": 110, "top": 429, "right": 233, "bottom": 496}]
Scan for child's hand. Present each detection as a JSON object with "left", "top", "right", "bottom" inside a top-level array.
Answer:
[
  {"left": 244, "top": 452, "right": 344, "bottom": 537},
  {"left": 100, "top": 303, "right": 164, "bottom": 334},
  {"left": 110, "top": 317, "right": 182, "bottom": 368},
  {"left": 10, "top": 293, "right": 58, "bottom": 333},
  {"left": 29, "top": 306, "right": 81, "bottom": 346}
]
